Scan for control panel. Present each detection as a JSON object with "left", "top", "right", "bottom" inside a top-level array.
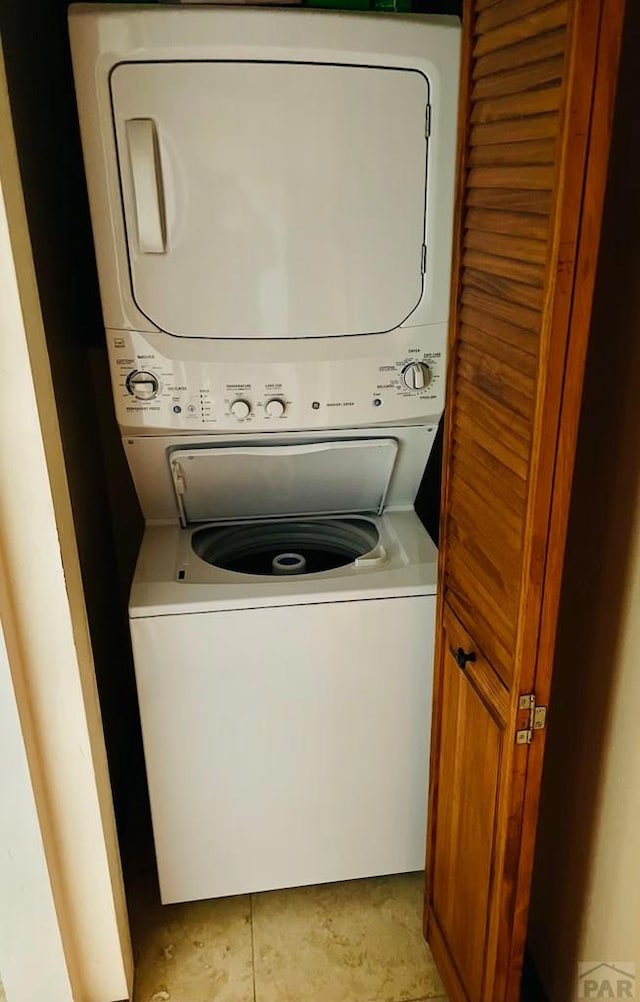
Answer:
[{"left": 108, "top": 329, "right": 446, "bottom": 433}]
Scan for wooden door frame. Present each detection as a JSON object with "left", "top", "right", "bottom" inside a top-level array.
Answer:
[{"left": 425, "top": 0, "right": 626, "bottom": 998}]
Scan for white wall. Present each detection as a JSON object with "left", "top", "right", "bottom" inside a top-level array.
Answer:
[
  {"left": 0, "top": 43, "right": 132, "bottom": 1002},
  {"left": 578, "top": 499, "right": 640, "bottom": 964},
  {"left": 0, "top": 586, "right": 74, "bottom": 1002}
]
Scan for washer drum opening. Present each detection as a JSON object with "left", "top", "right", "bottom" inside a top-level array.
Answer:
[{"left": 191, "top": 517, "right": 380, "bottom": 576}]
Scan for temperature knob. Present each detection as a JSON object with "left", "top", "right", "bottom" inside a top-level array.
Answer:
[
  {"left": 265, "top": 398, "right": 286, "bottom": 417},
  {"left": 230, "top": 399, "right": 251, "bottom": 419},
  {"left": 126, "top": 370, "right": 159, "bottom": 401},
  {"left": 402, "top": 361, "right": 432, "bottom": 391}
]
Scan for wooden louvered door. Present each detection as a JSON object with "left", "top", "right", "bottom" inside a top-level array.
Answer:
[{"left": 424, "top": 0, "right": 625, "bottom": 1000}]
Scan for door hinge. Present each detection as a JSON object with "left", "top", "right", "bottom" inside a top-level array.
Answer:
[
  {"left": 425, "top": 104, "right": 431, "bottom": 139},
  {"left": 516, "top": 694, "right": 547, "bottom": 745},
  {"left": 421, "top": 244, "right": 427, "bottom": 274},
  {"left": 173, "top": 461, "right": 187, "bottom": 496}
]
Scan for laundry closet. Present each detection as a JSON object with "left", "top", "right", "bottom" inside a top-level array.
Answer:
[{"left": 0, "top": 1, "right": 626, "bottom": 1001}]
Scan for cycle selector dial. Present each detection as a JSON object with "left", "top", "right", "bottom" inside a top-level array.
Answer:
[
  {"left": 401, "top": 361, "right": 432, "bottom": 391},
  {"left": 126, "top": 370, "right": 159, "bottom": 401},
  {"left": 230, "top": 399, "right": 251, "bottom": 419}
]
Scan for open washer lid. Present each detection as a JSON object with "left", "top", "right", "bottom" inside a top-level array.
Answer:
[{"left": 169, "top": 439, "right": 398, "bottom": 525}]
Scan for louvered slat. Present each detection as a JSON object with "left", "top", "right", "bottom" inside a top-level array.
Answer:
[
  {"left": 475, "top": 0, "right": 563, "bottom": 34},
  {"left": 473, "top": 28, "right": 565, "bottom": 78},
  {"left": 463, "top": 247, "right": 545, "bottom": 288},
  {"left": 463, "top": 268, "right": 545, "bottom": 310},
  {"left": 460, "top": 321, "right": 539, "bottom": 379},
  {"left": 471, "top": 54, "right": 564, "bottom": 100},
  {"left": 459, "top": 303, "right": 540, "bottom": 354},
  {"left": 467, "top": 165, "right": 556, "bottom": 190},
  {"left": 460, "top": 286, "right": 542, "bottom": 333},
  {"left": 470, "top": 113, "right": 559, "bottom": 146},
  {"left": 473, "top": 3, "right": 568, "bottom": 57},
  {"left": 453, "top": 441, "right": 528, "bottom": 513},
  {"left": 468, "top": 139, "right": 557, "bottom": 167},
  {"left": 458, "top": 341, "right": 537, "bottom": 407},
  {"left": 471, "top": 87, "right": 562, "bottom": 123},
  {"left": 456, "top": 393, "right": 532, "bottom": 467},
  {"left": 465, "top": 208, "right": 549, "bottom": 240}
]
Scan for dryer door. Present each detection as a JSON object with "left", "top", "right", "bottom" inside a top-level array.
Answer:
[{"left": 110, "top": 61, "right": 428, "bottom": 340}]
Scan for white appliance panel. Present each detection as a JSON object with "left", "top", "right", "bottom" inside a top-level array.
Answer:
[
  {"left": 169, "top": 438, "right": 398, "bottom": 524},
  {"left": 108, "top": 326, "right": 446, "bottom": 434},
  {"left": 111, "top": 60, "right": 428, "bottom": 340},
  {"left": 131, "top": 594, "right": 434, "bottom": 903}
]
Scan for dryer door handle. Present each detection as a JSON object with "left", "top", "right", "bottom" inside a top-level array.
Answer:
[{"left": 126, "top": 118, "right": 167, "bottom": 254}]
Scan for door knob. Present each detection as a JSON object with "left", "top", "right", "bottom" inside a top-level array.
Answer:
[{"left": 454, "top": 647, "right": 476, "bottom": 670}]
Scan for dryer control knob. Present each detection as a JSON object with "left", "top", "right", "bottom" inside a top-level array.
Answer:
[
  {"left": 230, "top": 399, "right": 251, "bottom": 419},
  {"left": 126, "top": 370, "right": 159, "bottom": 401},
  {"left": 265, "top": 398, "right": 285, "bottom": 417},
  {"left": 402, "top": 361, "right": 432, "bottom": 391}
]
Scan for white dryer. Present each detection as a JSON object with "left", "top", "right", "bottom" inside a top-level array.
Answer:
[
  {"left": 128, "top": 430, "right": 437, "bottom": 904},
  {"left": 69, "top": 6, "right": 460, "bottom": 436}
]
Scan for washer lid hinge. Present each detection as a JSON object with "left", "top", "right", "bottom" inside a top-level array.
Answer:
[
  {"left": 421, "top": 244, "right": 427, "bottom": 274},
  {"left": 173, "top": 461, "right": 187, "bottom": 496},
  {"left": 516, "top": 693, "right": 547, "bottom": 745},
  {"left": 425, "top": 104, "right": 431, "bottom": 139}
]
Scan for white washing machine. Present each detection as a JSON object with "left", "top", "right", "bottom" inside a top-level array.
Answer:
[
  {"left": 69, "top": 5, "right": 460, "bottom": 904},
  {"left": 128, "top": 430, "right": 437, "bottom": 903}
]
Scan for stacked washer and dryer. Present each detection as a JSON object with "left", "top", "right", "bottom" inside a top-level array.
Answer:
[{"left": 70, "top": 4, "right": 460, "bottom": 905}]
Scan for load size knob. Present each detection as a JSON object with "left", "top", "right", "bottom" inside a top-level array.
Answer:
[
  {"left": 402, "top": 361, "right": 432, "bottom": 391},
  {"left": 230, "top": 399, "right": 251, "bottom": 419},
  {"left": 126, "top": 370, "right": 159, "bottom": 400},
  {"left": 265, "top": 398, "right": 285, "bottom": 417}
]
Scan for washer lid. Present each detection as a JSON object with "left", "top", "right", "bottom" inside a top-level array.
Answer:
[
  {"left": 110, "top": 61, "right": 428, "bottom": 340},
  {"left": 169, "top": 439, "right": 398, "bottom": 525}
]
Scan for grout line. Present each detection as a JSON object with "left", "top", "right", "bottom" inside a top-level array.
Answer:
[{"left": 249, "top": 893, "right": 258, "bottom": 1002}]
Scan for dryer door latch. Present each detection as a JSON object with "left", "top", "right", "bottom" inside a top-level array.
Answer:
[{"left": 516, "top": 694, "right": 547, "bottom": 744}]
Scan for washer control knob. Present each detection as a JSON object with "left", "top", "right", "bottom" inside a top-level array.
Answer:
[
  {"left": 402, "top": 361, "right": 432, "bottom": 391},
  {"left": 230, "top": 399, "right": 251, "bottom": 419},
  {"left": 126, "top": 370, "right": 159, "bottom": 401},
  {"left": 265, "top": 398, "right": 285, "bottom": 418}
]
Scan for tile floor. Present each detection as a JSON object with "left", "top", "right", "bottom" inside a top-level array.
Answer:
[{"left": 129, "top": 872, "right": 447, "bottom": 1002}]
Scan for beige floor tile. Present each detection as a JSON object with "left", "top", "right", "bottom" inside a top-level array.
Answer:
[
  {"left": 252, "top": 872, "right": 445, "bottom": 1002},
  {"left": 130, "top": 889, "right": 254, "bottom": 1002}
]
